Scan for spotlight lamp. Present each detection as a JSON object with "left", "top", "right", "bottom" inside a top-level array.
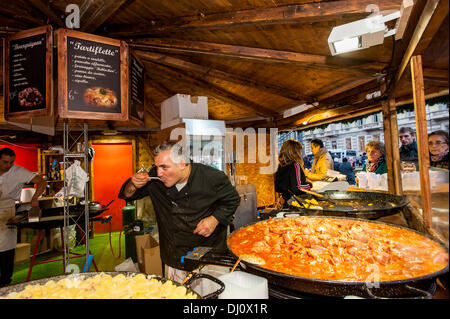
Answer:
[{"left": 328, "top": 10, "right": 403, "bottom": 55}]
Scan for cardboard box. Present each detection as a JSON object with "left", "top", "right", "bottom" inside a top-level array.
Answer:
[
  {"left": 14, "top": 243, "right": 31, "bottom": 265},
  {"left": 161, "top": 94, "right": 208, "bottom": 129},
  {"left": 135, "top": 234, "right": 162, "bottom": 276},
  {"left": 20, "top": 228, "right": 48, "bottom": 254}
]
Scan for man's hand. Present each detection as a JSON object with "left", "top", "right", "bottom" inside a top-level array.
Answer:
[
  {"left": 131, "top": 172, "right": 151, "bottom": 188},
  {"left": 193, "top": 216, "right": 219, "bottom": 237},
  {"left": 123, "top": 172, "right": 151, "bottom": 198}
]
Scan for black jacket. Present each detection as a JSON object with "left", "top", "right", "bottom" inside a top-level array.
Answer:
[
  {"left": 337, "top": 162, "right": 356, "bottom": 185},
  {"left": 400, "top": 141, "right": 419, "bottom": 169},
  {"left": 275, "top": 162, "right": 311, "bottom": 201},
  {"left": 118, "top": 163, "right": 240, "bottom": 270}
]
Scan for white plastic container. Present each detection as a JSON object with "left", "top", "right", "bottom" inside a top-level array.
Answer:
[
  {"left": 19, "top": 187, "right": 36, "bottom": 202},
  {"left": 218, "top": 271, "right": 268, "bottom": 299},
  {"left": 161, "top": 94, "right": 208, "bottom": 129}
]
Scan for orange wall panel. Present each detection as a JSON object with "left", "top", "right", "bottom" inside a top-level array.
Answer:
[{"left": 92, "top": 143, "right": 133, "bottom": 233}]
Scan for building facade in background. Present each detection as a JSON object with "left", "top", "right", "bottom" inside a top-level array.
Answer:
[{"left": 278, "top": 98, "right": 449, "bottom": 164}]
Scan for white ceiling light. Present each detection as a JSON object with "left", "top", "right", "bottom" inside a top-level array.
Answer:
[{"left": 328, "top": 11, "right": 401, "bottom": 55}]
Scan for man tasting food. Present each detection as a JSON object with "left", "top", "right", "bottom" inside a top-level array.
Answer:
[{"left": 118, "top": 141, "right": 240, "bottom": 285}]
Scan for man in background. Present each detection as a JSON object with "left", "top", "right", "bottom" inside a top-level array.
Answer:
[
  {"left": 337, "top": 158, "right": 356, "bottom": 185},
  {"left": 399, "top": 127, "right": 419, "bottom": 171},
  {"left": 0, "top": 148, "right": 46, "bottom": 287},
  {"left": 304, "top": 139, "right": 334, "bottom": 181}
]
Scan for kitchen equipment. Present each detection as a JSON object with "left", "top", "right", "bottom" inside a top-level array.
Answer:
[
  {"left": 218, "top": 271, "right": 268, "bottom": 299},
  {"left": 232, "top": 184, "right": 257, "bottom": 231},
  {"left": 288, "top": 191, "right": 409, "bottom": 219},
  {"left": 298, "top": 188, "right": 340, "bottom": 206},
  {"left": 27, "top": 206, "right": 41, "bottom": 223},
  {"left": 39, "top": 200, "right": 114, "bottom": 219},
  {"left": 0, "top": 272, "right": 224, "bottom": 299},
  {"left": 226, "top": 216, "right": 449, "bottom": 298},
  {"left": 19, "top": 188, "right": 36, "bottom": 203}
]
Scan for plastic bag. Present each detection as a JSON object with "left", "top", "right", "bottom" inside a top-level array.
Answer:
[
  {"left": 114, "top": 258, "right": 139, "bottom": 272},
  {"left": 65, "top": 160, "right": 88, "bottom": 198}
]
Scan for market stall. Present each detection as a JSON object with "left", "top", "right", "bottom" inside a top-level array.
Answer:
[{"left": 0, "top": 0, "right": 448, "bottom": 300}]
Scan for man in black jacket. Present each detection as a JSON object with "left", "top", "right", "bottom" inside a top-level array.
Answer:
[
  {"left": 118, "top": 141, "right": 240, "bottom": 278},
  {"left": 399, "top": 127, "right": 419, "bottom": 170}
]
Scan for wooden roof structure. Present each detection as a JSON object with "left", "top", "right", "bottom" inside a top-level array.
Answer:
[{"left": 0, "top": 0, "right": 448, "bottom": 132}]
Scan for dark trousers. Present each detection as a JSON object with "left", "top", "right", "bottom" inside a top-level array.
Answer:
[{"left": 0, "top": 248, "right": 15, "bottom": 287}]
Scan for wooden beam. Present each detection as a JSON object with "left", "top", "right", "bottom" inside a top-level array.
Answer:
[
  {"left": 317, "top": 77, "right": 377, "bottom": 101},
  {"left": 395, "top": 0, "right": 415, "bottom": 41},
  {"left": 80, "top": 0, "right": 128, "bottom": 33},
  {"left": 130, "top": 39, "right": 386, "bottom": 74},
  {"left": 382, "top": 97, "right": 403, "bottom": 195},
  {"left": 105, "top": 0, "right": 401, "bottom": 37},
  {"left": 0, "top": 7, "right": 46, "bottom": 27},
  {"left": 28, "top": 0, "right": 65, "bottom": 27},
  {"left": 144, "top": 62, "right": 276, "bottom": 118},
  {"left": 276, "top": 99, "right": 382, "bottom": 129},
  {"left": 423, "top": 67, "right": 449, "bottom": 79},
  {"left": 410, "top": 55, "right": 432, "bottom": 227},
  {"left": 393, "top": 0, "right": 444, "bottom": 88},
  {"left": 136, "top": 50, "right": 313, "bottom": 102}
]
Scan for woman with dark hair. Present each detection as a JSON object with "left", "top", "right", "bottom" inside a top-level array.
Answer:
[
  {"left": 275, "top": 139, "right": 312, "bottom": 205},
  {"left": 304, "top": 139, "right": 333, "bottom": 181},
  {"left": 362, "top": 141, "right": 387, "bottom": 175},
  {"left": 429, "top": 130, "right": 449, "bottom": 169}
]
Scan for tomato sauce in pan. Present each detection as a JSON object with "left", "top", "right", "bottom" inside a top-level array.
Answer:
[{"left": 228, "top": 217, "right": 449, "bottom": 282}]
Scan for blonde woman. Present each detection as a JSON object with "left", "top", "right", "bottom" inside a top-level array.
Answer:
[
  {"left": 362, "top": 141, "right": 387, "bottom": 174},
  {"left": 275, "top": 139, "right": 312, "bottom": 205}
]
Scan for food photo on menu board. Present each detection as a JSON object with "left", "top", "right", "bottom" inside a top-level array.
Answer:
[
  {"left": 8, "top": 33, "right": 47, "bottom": 113},
  {"left": 66, "top": 36, "right": 122, "bottom": 114}
]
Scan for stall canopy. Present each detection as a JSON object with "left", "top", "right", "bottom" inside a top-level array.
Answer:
[{"left": 0, "top": 0, "right": 448, "bottom": 132}]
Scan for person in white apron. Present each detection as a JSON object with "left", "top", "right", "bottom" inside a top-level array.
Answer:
[{"left": 0, "top": 148, "right": 46, "bottom": 287}]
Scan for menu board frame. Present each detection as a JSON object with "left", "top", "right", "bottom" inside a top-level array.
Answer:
[
  {"left": 56, "top": 28, "right": 128, "bottom": 121},
  {"left": 3, "top": 25, "right": 53, "bottom": 120},
  {"left": 128, "top": 50, "right": 145, "bottom": 126}
]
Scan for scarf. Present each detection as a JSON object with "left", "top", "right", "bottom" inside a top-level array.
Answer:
[
  {"left": 366, "top": 156, "right": 385, "bottom": 173},
  {"left": 431, "top": 150, "right": 449, "bottom": 163}
]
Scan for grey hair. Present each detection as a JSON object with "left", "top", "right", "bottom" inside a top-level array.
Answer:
[
  {"left": 365, "top": 140, "right": 385, "bottom": 157},
  {"left": 154, "top": 141, "right": 191, "bottom": 164}
]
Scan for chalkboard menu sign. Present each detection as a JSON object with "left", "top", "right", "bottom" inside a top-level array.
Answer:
[
  {"left": 129, "top": 51, "right": 145, "bottom": 125},
  {"left": 4, "top": 26, "right": 52, "bottom": 120},
  {"left": 57, "top": 29, "right": 128, "bottom": 121}
]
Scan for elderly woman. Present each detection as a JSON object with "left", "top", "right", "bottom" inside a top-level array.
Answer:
[
  {"left": 429, "top": 130, "right": 449, "bottom": 169},
  {"left": 275, "top": 139, "right": 312, "bottom": 203},
  {"left": 362, "top": 141, "right": 387, "bottom": 174}
]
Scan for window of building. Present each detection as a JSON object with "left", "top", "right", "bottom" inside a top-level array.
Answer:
[
  {"left": 346, "top": 138, "right": 352, "bottom": 150},
  {"left": 358, "top": 136, "right": 365, "bottom": 152}
]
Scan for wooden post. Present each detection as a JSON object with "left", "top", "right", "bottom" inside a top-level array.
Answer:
[
  {"left": 382, "top": 97, "right": 403, "bottom": 195},
  {"left": 382, "top": 100, "right": 396, "bottom": 193},
  {"left": 389, "top": 97, "right": 403, "bottom": 195},
  {"left": 410, "top": 55, "right": 432, "bottom": 227}
]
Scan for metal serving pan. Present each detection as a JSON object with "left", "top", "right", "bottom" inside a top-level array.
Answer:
[
  {"left": 0, "top": 271, "right": 224, "bottom": 299},
  {"left": 288, "top": 191, "right": 409, "bottom": 219},
  {"left": 227, "top": 216, "right": 448, "bottom": 298}
]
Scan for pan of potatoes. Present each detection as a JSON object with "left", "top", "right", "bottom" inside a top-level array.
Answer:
[{"left": 0, "top": 272, "right": 225, "bottom": 299}]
